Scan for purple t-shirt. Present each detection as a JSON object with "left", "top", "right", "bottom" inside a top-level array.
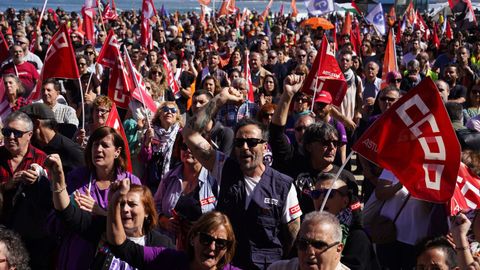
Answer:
[
  {"left": 329, "top": 118, "right": 348, "bottom": 144},
  {"left": 143, "top": 246, "right": 241, "bottom": 270}
]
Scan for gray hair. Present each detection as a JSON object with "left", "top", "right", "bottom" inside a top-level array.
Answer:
[
  {"left": 0, "top": 227, "right": 30, "bottom": 270},
  {"left": 232, "top": 78, "right": 247, "bottom": 89},
  {"left": 302, "top": 211, "right": 342, "bottom": 242},
  {"left": 4, "top": 111, "right": 33, "bottom": 131},
  {"left": 407, "top": 59, "right": 420, "bottom": 69}
]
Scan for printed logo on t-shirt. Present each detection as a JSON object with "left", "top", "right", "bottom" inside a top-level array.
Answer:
[
  {"left": 264, "top": 198, "right": 279, "bottom": 206},
  {"left": 200, "top": 196, "right": 216, "bottom": 206},
  {"left": 289, "top": 204, "right": 301, "bottom": 215}
]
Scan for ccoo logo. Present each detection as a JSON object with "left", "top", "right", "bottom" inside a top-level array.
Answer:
[{"left": 373, "top": 12, "right": 384, "bottom": 24}]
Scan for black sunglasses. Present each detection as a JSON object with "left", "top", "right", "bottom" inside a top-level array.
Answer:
[
  {"left": 162, "top": 106, "right": 177, "bottom": 114},
  {"left": 198, "top": 232, "right": 231, "bottom": 250},
  {"left": 294, "top": 125, "right": 308, "bottom": 132},
  {"left": 380, "top": 96, "right": 397, "bottom": 102},
  {"left": 297, "top": 238, "right": 340, "bottom": 252},
  {"left": 2, "top": 127, "right": 30, "bottom": 138},
  {"left": 233, "top": 138, "right": 266, "bottom": 148},
  {"left": 310, "top": 188, "right": 347, "bottom": 200}
]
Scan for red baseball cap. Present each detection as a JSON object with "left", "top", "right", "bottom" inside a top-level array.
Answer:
[{"left": 314, "top": 91, "right": 333, "bottom": 104}]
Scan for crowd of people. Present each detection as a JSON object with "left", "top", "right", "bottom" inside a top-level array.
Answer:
[{"left": 0, "top": 3, "right": 479, "bottom": 270}]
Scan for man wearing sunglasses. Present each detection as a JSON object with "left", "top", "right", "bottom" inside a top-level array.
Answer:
[
  {"left": 0, "top": 111, "right": 57, "bottom": 269},
  {"left": 183, "top": 87, "right": 302, "bottom": 270},
  {"left": 269, "top": 211, "right": 348, "bottom": 270}
]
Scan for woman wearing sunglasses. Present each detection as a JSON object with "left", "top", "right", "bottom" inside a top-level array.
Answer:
[
  {"left": 107, "top": 179, "right": 239, "bottom": 270},
  {"left": 311, "top": 173, "right": 380, "bottom": 270},
  {"left": 154, "top": 136, "right": 219, "bottom": 249},
  {"left": 140, "top": 101, "right": 183, "bottom": 193}
]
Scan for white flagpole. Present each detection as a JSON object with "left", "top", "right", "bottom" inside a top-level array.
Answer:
[
  {"left": 77, "top": 78, "right": 86, "bottom": 130},
  {"left": 319, "top": 151, "right": 354, "bottom": 212},
  {"left": 37, "top": 0, "right": 49, "bottom": 30}
]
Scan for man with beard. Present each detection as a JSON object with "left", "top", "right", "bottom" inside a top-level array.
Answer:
[
  {"left": 196, "top": 51, "right": 229, "bottom": 90},
  {"left": 0, "top": 44, "right": 39, "bottom": 96},
  {"left": 269, "top": 75, "right": 357, "bottom": 215},
  {"left": 183, "top": 86, "right": 301, "bottom": 270},
  {"left": 444, "top": 64, "right": 468, "bottom": 105}
]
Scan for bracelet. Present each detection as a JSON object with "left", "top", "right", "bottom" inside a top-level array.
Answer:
[
  {"left": 455, "top": 246, "right": 470, "bottom": 251},
  {"left": 52, "top": 186, "right": 67, "bottom": 193}
]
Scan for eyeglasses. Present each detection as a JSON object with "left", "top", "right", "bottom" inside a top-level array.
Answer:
[
  {"left": 295, "top": 126, "right": 308, "bottom": 132},
  {"left": 297, "top": 238, "right": 340, "bottom": 252},
  {"left": 233, "top": 138, "right": 266, "bottom": 148},
  {"left": 263, "top": 112, "right": 274, "bottom": 117},
  {"left": 380, "top": 96, "right": 397, "bottom": 102},
  {"left": 268, "top": 55, "right": 277, "bottom": 59},
  {"left": 298, "top": 54, "right": 307, "bottom": 58},
  {"left": 310, "top": 188, "right": 347, "bottom": 200},
  {"left": 151, "top": 71, "right": 162, "bottom": 76},
  {"left": 2, "top": 127, "right": 30, "bottom": 138},
  {"left": 316, "top": 140, "right": 340, "bottom": 148},
  {"left": 85, "top": 51, "right": 95, "bottom": 55},
  {"left": 198, "top": 232, "right": 231, "bottom": 250},
  {"left": 95, "top": 108, "right": 110, "bottom": 115},
  {"left": 162, "top": 106, "right": 177, "bottom": 114}
]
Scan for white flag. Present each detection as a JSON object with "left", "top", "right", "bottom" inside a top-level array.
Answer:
[
  {"left": 365, "top": 3, "right": 386, "bottom": 36},
  {"left": 305, "top": 0, "right": 334, "bottom": 16}
]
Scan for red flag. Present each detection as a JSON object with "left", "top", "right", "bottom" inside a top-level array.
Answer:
[
  {"left": 28, "top": 24, "right": 80, "bottom": 101},
  {"left": 353, "top": 78, "right": 461, "bottom": 203},
  {"left": 97, "top": 30, "right": 121, "bottom": 69},
  {"left": 161, "top": 49, "right": 180, "bottom": 98},
  {"left": 260, "top": 0, "right": 273, "bottom": 22},
  {"left": 108, "top": 64, "right": 132, "bottom": 109},
  {"left": 103, "top": 0, "right": 119, "bottom": 21},
  {"left": 381, "top": 29, "right": 397, "bottom": 88},
  {"left": 445, "top": 20, "right": 453, "bottom": 40},
  {"left": 291, "top": 0, "right": 298, "bottom": 17},
  {"left": 396, "top": 17, "right": 403, "bottom": 44},
  {"left": 105, "top": 104, "right": 132, "bottom": 172},
  {"left": 341, "top": 12, "right": 352, "bottom": 37},
  {"left": 244, "top": 51, "right": 254, "bottom": 102},
  {"left": 125, "top": 50, "right": 158, "bottom": 114},
  {"left": 415, "top": 11, "right": 430, "bottom": 41},
  {"left": 351, "top": 0, "right": 362, "bottom": 15},
  {"left": 350, "top": 21, "right": 361, "bottom": 56},
  {"left": 0, "top": 31, "right": 9, "bottom": 64},
  {"left": 218, "top": 0, "right": 236, "bottom": 17},
  {"left": 198, "top": 0, "right": 211, "bottom": 5},
  {"left": 141, "top": 0, "right": 157, "bottom": 50},
  {"left": 81, "top": 7, "right": 95, "bottom": 44},
  {"left": 448, "top": 163, "right": 480, "bottom": 216},
  {"left": 332, "top": 23, "right": 338, "bottom": 52},
  {"left": 405, "top": 0, "right": 416, "bottom": 25},
  {"left": 300, "top": 35, "right": 347, "bottom": 107}
]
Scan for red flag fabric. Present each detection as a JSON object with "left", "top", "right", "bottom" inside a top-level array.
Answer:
[
  {"left": 97, "top": 30, "right": 121, "bottom": 69},
  {"left": 353, "top": 78, "right": 461, "bottom": 203},
  {"left": 0, "top": 31, "right": 9, "bottom": 64},
  {"left": 415, "top": 11, "right": 430, "bottom": 41},
  {"left": 105, "top": 104, "right": 132, "bottom": 172},
  {"left": 108, "top": 64, "right": 132, "bottom": 109},
  {"left": 396, "top": 17, "right": 403, "bottom": 44},
  {"left": 448, "top": 163, "right": 480, "bottom": 216},
  {"left": 341, "top": 12, "right": 352, "bottom": 37},
  {"left": 387, "top": 6, "right": 396, "bottom": 27},
  {"left": 332, "top": 23, "right": 338, "bottom": 52},
  {"left": 218, "top": 0, "right": 236, "bottom": 17},
  {"left": 350, "top": 21, "right": 361, "bottom": 56},
  {"left": 405, "top": 0, "right": 416, "bottom": 25},
  {"left": 260, "top": 0, "right": 273, "bottom": 22},
  {"left": 381, "top": 29, "right": 397, "bottom": 88},
  {"left": 244, "top": 51, "right": 254, "bottom": 102},
  {"left": 141, "top": 0, "right": 157, "bottom": 50},
  {"left": 81, "top": 7, "right": 95, "bottom": 44},
  {"left": 291, "top": 0, "right": 298, "bottom": 17},
  {"left": 161, "top": 49, "right": 180, "bottom": 98},
  {"left": 28, "top": 24, "right": 79, "bottom": 101},
  {"left": 125, "top": 50, "right": 158, "bottom": 113},
  {"left": 300, "top": 35, "right": 347, "bottom": 107},
  {"left": 446, "top": 20, "right": 453, "bottom": 40},
  {"left": 198, "top": 0, "right": 211, "bottom": 5},
  {"left": 278, "top": 4, "right": 284, "bottom": 17},
  {"left": 103, "top": 0, "right": 119, "bottom": 21}
]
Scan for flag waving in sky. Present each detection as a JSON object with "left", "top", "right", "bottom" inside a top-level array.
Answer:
[
  {"left": 305, "top": 0, "right": 334, "bottom": 16},
  {"left": 365, "top": 3, "right": 386, "bottom": 36}
]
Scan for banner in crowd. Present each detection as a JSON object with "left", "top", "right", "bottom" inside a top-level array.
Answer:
[
  {"left": 305, "top": 0, "right": 334, "bottom": 16},
  {"left": 300, "top": 35, "right": 347, "bottom": 107},
  {"left": 365, "top": 3, "right": 386, "bottom": 36},
  {"left": 448, "top": 163, "right": 480, "bottom": 216},
  {"left": 28, "top": 24, "right": 79, "bottom": 101},
  {"left": 105, "top": 104, "right": 132, "bottom": 172},
  {"left": 161, "top": 49, "right": 180, "bottom": 98},
  {"left": 352, "top": 78, "right": 461, "bottom": 203}
]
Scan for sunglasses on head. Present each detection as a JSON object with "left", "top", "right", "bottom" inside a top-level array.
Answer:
[
  {"left": 2, "top": 127, "right": 30, "bottom": 138},
  {"left": 198, "top": 232, "right": 231, "bottom": 250},
  {"left": 233, "top": 138, "right": 266, "bottom": 148},
  {"left": 310, "top": 188, "right": 347, "bottom": 200},
  {"left": 162, "top": 106, "right": 177, "bottom": 114},
  {"left": 297, "top": 238, "right": 340, "bottom": 251}
]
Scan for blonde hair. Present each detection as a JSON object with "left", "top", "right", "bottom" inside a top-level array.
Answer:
[{"left": 152, "top": 101, "right": 183, "bottom": 128}]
